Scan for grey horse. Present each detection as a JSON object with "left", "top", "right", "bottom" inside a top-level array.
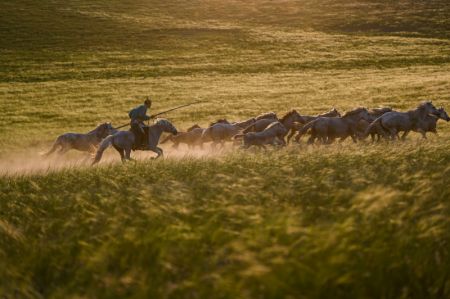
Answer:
[
  {"left": 409, "top": 107, "right": 449, "bottom": 139},
  {"left": 365, "top": 101, "right": 440, "bottom": 140},
  {"left": 298, "top": 107, "right": 370, "bottom": 144},
  {"left": 42, "top": 123, "right": 115, "bottom": 157},
  {"left": 356, "top": 107, "right": 393, "bottom": 142},
  {"left": 202, "top": 112, "right": 278, "bottom": 148},
  {"left": 287, "top": 108, "right": 341, "bottom": 143},
  {"left": 201, "top": 122, "right": 241, "bottom": 148},
  {"left": 92, "top": 119, "right": 178, "bottom": 164},
  {"left": 243, "top": 110, "right": 303, "bottom": 135},
  {"left": 231, "top": 111, "right": 278, "bottom": 129},
  {"left": 235, "top": 121, "right": 288, "bottom": 149}
]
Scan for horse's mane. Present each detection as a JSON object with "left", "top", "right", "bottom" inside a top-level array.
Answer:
[
  {"left": 342, "top": 107, "right": 366, "bottom": 118},
  {"left": 187, "top": 124, "right": 201, "bottom": 132},
  {"left": 318, "top": 108, "right": 340, "bottom": 117},
  {"left": 255, "top": 111, "right": 277, "bottom": 121},
  {"left": 369, "top": 107, "right": 392, "bottom": 115},
  {"left": 210, "top": 119, "right": 229, "bottom": 126},
  {"left": 279, "top": 110, "right": 298, "bottom": 122},
  {"left": 88, "top": 122, "right": 107, "bottom": 134},
  {"left": 417, "top": 101, "right": 434, "bottom": 109}
]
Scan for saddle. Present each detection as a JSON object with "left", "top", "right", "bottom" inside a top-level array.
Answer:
[{"left": 131, "top": 126, "right": 150, "bottom": 150}]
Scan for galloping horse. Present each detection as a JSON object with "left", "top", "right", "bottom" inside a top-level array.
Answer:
[
  {"left": 365, "top": 101, "right": 440, "bottom": 140},
  {"left": 92, "top": 119, "right": 178, "bottom": 164},
  {"left": 298, "top": 107, "right": 370, "bottom": 144},
  {"left": 42, "top": 123, "right": 115, "bottom": 157}
]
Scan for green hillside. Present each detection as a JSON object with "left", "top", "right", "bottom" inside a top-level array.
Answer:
[{"left": 1, "top": 1, "right": 450, "bottom": 298}]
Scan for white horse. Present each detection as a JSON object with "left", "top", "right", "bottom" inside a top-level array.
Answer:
[
  {"left": 42, "top": 123, "right": 115, "bottom": 156},
  {"left": 92, "top": 119, "right": 178, "bottom": 164}
]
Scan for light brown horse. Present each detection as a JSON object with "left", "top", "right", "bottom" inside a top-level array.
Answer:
[
  {"left": 298, "top": 107, "right": 370, "bottom": 144},
  {"left": 160, "top": 125, "right": 205, "bottom": 149}
]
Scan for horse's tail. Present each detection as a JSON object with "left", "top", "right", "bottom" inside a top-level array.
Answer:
[
  {"left": 242, "top": 123, "right": 256, "bottom": 134},
  {"left": 364, "top": 116, "right": 383, "bottom": 137},
  {"left": 297, "top": 119, "right": 317, "bottom": 138},
  {"left": 92, "top": 135, "right": 114, "bottom": 165},
  {"left": 160, "top": 134, "right": 174, "bottom": 144},
  {"left": 41, "top": 137, "right": 61, "bottom": 157}
]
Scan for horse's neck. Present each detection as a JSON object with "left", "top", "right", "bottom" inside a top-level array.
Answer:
[
  {"left": 342, "top": 114, "right": 361, "bottom": 124},
  {"left": 236, "top": 118, "right": 254, "bottom": 127},
  {"left": 281, "top": 115, "right": 297, "bottom": 128},
  {"left": 87, "top": 126, "right": 101, "bottom": 135},
  {"left": 408, "top": 108, "right": 427, "bottom": 122},
  {"left": 148, "top": 125, "right": 163, "bottom": 146}
]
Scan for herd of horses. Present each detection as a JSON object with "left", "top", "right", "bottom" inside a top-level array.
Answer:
[{"left": 42, "top": 101, "right": 449, "bottom": 164}]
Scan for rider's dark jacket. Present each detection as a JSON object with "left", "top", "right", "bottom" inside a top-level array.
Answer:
[{"left": 129, "top": 105, "right": 151, "bottom": 122}]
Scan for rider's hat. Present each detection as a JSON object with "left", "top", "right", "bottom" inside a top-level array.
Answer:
[{"left": 144, "top": 97, "right": 152, "bottom": 106}]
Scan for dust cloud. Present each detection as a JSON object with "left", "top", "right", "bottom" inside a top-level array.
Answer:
[{"left": 0, "top": 144, "right": 233, "bottom": 176}]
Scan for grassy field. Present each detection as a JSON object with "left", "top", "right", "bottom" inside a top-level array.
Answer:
[{"left": 1, "top": 0, "right": 450, "bottom": 298}]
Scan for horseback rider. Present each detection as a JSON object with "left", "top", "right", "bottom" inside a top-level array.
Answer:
[{"left": 129, "top": 98, "right": 153, "bottom": 149}]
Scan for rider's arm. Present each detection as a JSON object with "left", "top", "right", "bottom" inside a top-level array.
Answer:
[{"left": 137, "top": 105, "right": 151, "bottom": 121}]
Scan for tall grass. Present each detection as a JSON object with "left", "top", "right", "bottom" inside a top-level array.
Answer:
[{"left": 1, "top": 142, "right": 450, "bottom": 298}]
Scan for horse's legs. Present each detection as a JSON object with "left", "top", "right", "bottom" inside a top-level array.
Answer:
[
  {"left": 124, "top": 147, "right": 132, "bottom": 161},
  {"left": 57, "top": 145, "right": 70, "bottom": 155},
  {"left": 112, "top": 144, "right": 125, "bottom": 162},
  {"left": 286, "top": 129, "right": 296, "bottom": 144},
  {"left": 156, "top": 147, "right": 164, "bottom": 158},
  {"left": 211, "top": 140, "right": 220, "bottom": 150},
  {"left": 150, "top": 147, "right": 163, "bottom": 159},
  {"left": 401, "top": 131, "right": 409, "bottom": 140},
  {"left": 350, "top": 134, "right": 358, "bottom": 143},
  {"left": 42, "top": 140, "right": 61, "bottom": 157},
  {"left": 388, "top": 128, "right": 397, "bottom": 140}
]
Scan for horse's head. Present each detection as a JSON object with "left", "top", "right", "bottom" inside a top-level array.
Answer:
[
  {"left": 419, "top": 101, "right": 439, "bottom": 115},
  {"left": 156, "top": 118, "right": 178, "bottom": 135},
  {"left": 435, "top": 107, "right": 450, "bottom": 122},
  {"left": 187, "top": 124, "right": 201, "bottom": 132},
  {"left": 95, "top": 122, "right": 114, "bottom": 138},
  {"left": 343, "top": 107, "right": 370, "bottom": 121},
  {"left": 280, "top": 110, "right": 303, "bottom": 125}
]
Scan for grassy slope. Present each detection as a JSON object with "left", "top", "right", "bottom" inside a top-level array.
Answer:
[{"left": 1, "top": 0, "right": 450, "bottom": 298}]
